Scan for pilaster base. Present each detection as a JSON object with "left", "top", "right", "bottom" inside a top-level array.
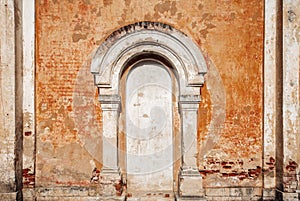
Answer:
[
  {"left": 100, "top": 169, "right": 124, "bottom": 197},
  {"left": 23, "top": 188, "right": 36, "bottom": 201},
  {"left": 262, "top": 188, "right": 276, "bottom": 200},
  {"left": 175, "top": 193, "right": 207, "bottom": 201},
  {"left": 282, "top": 192, "right": 300, "bottom": 201},
  {"left": 178, "top": 167, "right": 204, "bottom": 198},
  {"left": 0, "top": 192, "right": 17, "bottom": 201}
]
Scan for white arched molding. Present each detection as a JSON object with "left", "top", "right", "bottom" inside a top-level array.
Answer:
[{"left": 91, "top": 22, "right": 207, "bottom": 98}]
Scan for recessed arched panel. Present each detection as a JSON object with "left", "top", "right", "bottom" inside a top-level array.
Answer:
[
  {"left": 126, "top": 60, "right": 173, "bottom": 193},
  {"left": 91, "top": 21, "right": 207, "bottom": 199}
]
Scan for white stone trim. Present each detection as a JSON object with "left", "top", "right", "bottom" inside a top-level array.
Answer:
[{"left": 91, "top": 22, "right": 207, "bottom": 96}]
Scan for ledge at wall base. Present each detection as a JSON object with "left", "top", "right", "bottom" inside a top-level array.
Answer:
[
  {"left": 274, "top": 189, "right": 300, "bottom": 201},
  {"left": 0, "top": 192, "right": 17, "bottom": 201},
  {"left": 23, "top": 187, "right": 126, "bottom": 201},
  {"left": 282, "top": 192, "right": 300, "bottom": 201},
  {"left": 175, "top": 193, "right": 207, "bottom": 201},
  {"left": 262, "top": 188, "right": 276, "bottom": 200},
  {"left": 35, "top": 196, "right": 126, "bottom": 201}
]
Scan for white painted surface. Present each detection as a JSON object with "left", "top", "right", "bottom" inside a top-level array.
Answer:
[
  {"left": 22, "top": 0, "right": 36, "bottom": 170},
  {"left": 263, "top": 0, "right": 277, "bottom": 188},
  {"left": 283, "top": 0, "right": 300, "bottom": 163},
  {"left": 126, "top": 61, "right": 173, "bottom": 192},
  {"left": 101, "top": 101, "right": 120, "bottom": 170},
  {"left": 0, "top": 0, "right": 16, "bottom": 187}
]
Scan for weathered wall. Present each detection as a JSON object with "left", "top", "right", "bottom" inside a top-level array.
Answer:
[
  {"left": 35, "top": 0, "right": 264, "bottom": 194},
  {"left": 263, "top": 0, "right": 282, "bottom": 198},
  {"left": 22, "top": 1, "right": 36, "bottom": 199},
  {"left": 196, "top": 1, "right": 263, "bottom": 188},
  {"left": 282, "top": 0, "right": 300, "bottom": 196},
  {"left": 0, "top": 0, "right": 17, "bottom": 194},
  {"left": 2, "top": 0, "right": 299, "bottom": 200},
  {"left": 0, "top": 0, "right": 22, "bottom": 200}
]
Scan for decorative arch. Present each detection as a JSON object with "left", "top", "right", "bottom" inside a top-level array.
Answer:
[
  {"left": 90, "top": 21, "right": 207, "bottom": 200},
  {"left": 91, "top": 21, "right": 207, "bottom": 97}
]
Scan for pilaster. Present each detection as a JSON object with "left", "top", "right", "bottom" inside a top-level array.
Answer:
[
  {"left": 178, "top": 97, "right": 204, "bottom": 199},
  {"left": 99, "top": 95, "right": 124, "bottom": 197}
]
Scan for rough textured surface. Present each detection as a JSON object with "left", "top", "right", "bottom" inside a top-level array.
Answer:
[
  {"left": 1, "top": 0, "right": 300, "bottom": 200},
  {"left": 35, "top": 0, "right": 264, "bottom": 189},
  {"left": 0, "top": 0, "right": 17, "bottom": 194},
  {"left": 263, "top": 0, "right": 280, "bottom": 193},
  {"left": 283, "top": 0, "right": 300, "bottom": 194},
  {"left": 22, "top": 0, "right": 36, "bottom": 191}
]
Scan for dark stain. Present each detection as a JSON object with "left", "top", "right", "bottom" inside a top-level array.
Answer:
[
  {"left": 230, "top": 12, "right": 236, "bottom": 20},
  {"left": 266, "top": 156, "right": 275, "bottom": 169},
  {"left": 286, "top": 160, "right": 298, "bottom": 172},
  {"left": 64, "top": 115, "right": 75, "bottom": 131},
  {"left": 91, "top": 7, "right": 97, "bottom": 14},
  {"left": 72, "top": 33, "right": 87, "bottom": 42},
  {"left": 200, "top": 158, "right": 262, "bottom": 181},
  {"left": 24, "top": 131, "right": 32, "bottom": 136},
  {"left": 74, "top": 24, "right": 83, "bottom": 31},
  {"left": 97, "top": 9, "right": 101, "bottom": 17},
  {"left": 206, "top": 23, "right": 216, "bottom": 29},
  {"left": 288, "top": 9, "right": 296, "bottom": 22},
  {"left": 125, "top": 0, "right": 131, "bottom": 6},
  {"left": 114, "top": 179, "right": 123, "bottom": 196},
  {"left": 248, "top": 166, "right": 262, "bottom": 178},
  {"left": 103, "top": 0, "right": 113, "bottom": 7},
  {"left": 198, "top": 13, "right": 216, "bottom": 39},
  {"left": 198, "top": 3, "right": 203, "bottom": 10},
  {"left": 90, "top": 167, "right": 100, "bottom": 183},
  {"left": 144, "top": 13, "right": 151, "bottom": 21},
  {"left": 154, "top": 1, "right": 177, "bottom": 16},
  {"left": 23, "top": 168, "right": 35, "bottom": 187},
  {"left": 177, "top": 12, "right": 182, "bottom": 20},
  {"left": 192, "top": 21, "right": 196, "bottom": 28},
  {"left": 83, "top": 0, "right": 91, "bottom": 4}
]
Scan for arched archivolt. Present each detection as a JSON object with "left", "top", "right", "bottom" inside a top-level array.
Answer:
[{"left": 91, "top": 21, "right": 207, "bottom": 98}]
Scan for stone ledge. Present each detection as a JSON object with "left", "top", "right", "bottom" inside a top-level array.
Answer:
[
  {"left": 282, "top": 192, "right": 300, "bottom": 201},
  {"left": 0, "top": 192, "right": 17, "bottom": 201},
  {"left": 205, "top": 187, "right": 262, "bottom": 198},
  {"left": 36, "top": 196, "right": 125, "bottom": 201},
  {"left": 205, "top": 196, "right": 261, "bottom": 201},
  {"left": 28, "top": 187, "right": 126, "bottom": 201}
]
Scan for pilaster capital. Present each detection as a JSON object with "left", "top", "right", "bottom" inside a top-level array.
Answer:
[
  {"left": 99, "top": 94, "right": 121, "bottom": 111},
  {"left": 178, "top": 95, "right": 200, "bottom": 111}
]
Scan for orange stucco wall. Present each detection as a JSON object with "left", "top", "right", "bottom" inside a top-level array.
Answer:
[{"left": 35, "top": 0, "right": 263, "bottom": 188}]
